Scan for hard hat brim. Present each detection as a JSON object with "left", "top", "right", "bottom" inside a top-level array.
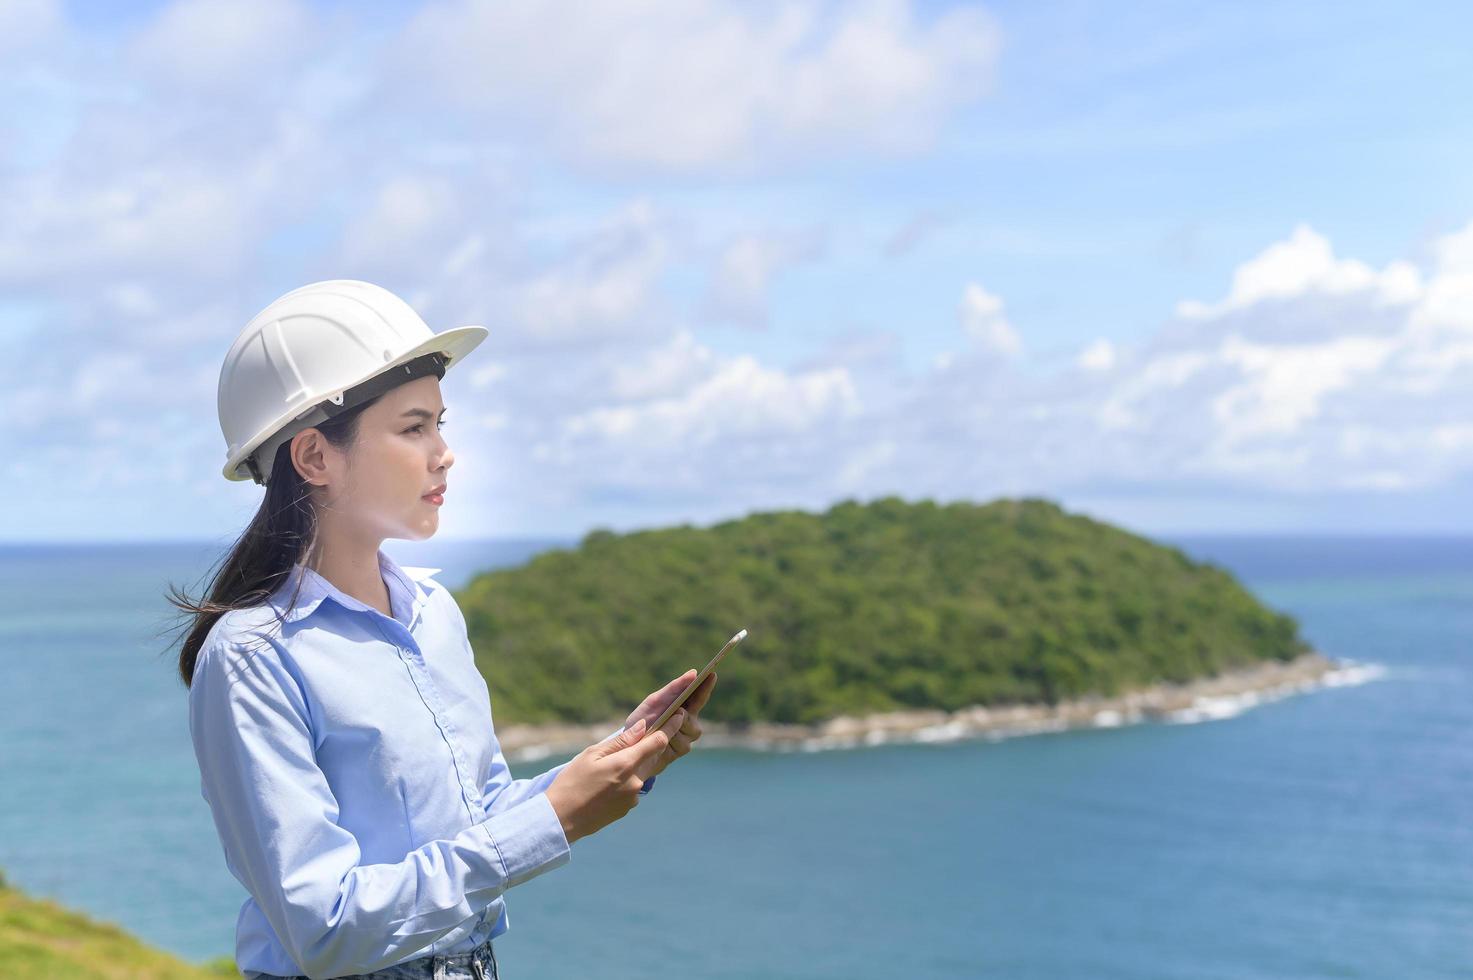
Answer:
[{"left": 222, "top": 324, "right": 490, "bottom": 483}]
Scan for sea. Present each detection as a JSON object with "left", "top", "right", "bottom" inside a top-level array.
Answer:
[{"left": 1, "top": 535, "right": 1469, "bottom": 979}]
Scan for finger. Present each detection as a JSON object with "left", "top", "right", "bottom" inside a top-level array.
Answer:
[
  {"left": 684, "top": 671, "right": 718, "bottom": 715},
  {"left": 618, "top": 707, "right": 680, "bottom": 754},
  {"left": 657, "top": 707, "right": 690, "bottom": 760},
  {"left": 634, "top": 671, "right": 685, "bottom": 710},
  {"left": 640, "top": 669, "right": 698, "bottom": 717},
  {"left": 625, "top": 708, "right": 685, "bottom": 775},
  {"left": 597, "top": 717, "right": 648, "bottom": 757},
  {"left": 663, "top": 669, "right": 697, "bottom": 695},
  {"left": 627, "top": 670, "right": 694, "bottom": 728}
]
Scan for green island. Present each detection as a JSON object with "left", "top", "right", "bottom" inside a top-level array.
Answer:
[
  {"left": 458, "top": 496, "right": 1312, "bottom": 727},
  {"left": 0, "top": 869, "right": 237, "bottom": 979}
]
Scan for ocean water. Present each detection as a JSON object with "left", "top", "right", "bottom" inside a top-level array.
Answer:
[{"left": 1, "top": 535, "right": 1469, "bottom": 979}]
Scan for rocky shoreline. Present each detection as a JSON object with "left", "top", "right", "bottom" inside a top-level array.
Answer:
[{"left": 496, "top": 651, "right": 1369, "bottom": 763}]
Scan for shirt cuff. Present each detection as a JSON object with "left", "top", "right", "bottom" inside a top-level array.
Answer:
[{"left": 477, "top": 791, "right": 572, "bottom": 888}]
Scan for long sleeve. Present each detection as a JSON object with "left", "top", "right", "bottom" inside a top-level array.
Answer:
[
  {"left": 482, "top": 758, "right": 570, "bottom": 816},
  {"left": 481, "top": 724, "right": 653, "bottom": 820},
  {"left": 190, "top": 640, "right": 570, "bottom": 980}
]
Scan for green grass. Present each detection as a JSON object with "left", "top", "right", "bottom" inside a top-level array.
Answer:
[{"left": 0, "top": 872, "right": 239, "bottom": 979}]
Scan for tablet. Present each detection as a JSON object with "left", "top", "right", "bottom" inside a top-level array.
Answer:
[{"left": 648, "top": 628, "right": 746, "bottom": 733}]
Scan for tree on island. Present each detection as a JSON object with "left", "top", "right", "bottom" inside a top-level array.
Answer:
[{"left": 456, "top": 497, "right": 1306, "bottom": 726}]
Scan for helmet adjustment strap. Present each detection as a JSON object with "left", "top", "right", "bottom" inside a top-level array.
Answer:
[{"left": 317, "top": 351, "right": 450, "bottom": 421}]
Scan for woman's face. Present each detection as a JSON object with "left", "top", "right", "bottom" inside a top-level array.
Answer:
[{"left": 297, "top": 374, "right": 455, "bottom": 542}]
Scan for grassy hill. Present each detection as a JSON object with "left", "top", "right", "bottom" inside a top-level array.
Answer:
[
  {"left": 457, "top": 496, "right": 1307, "bottom": 725},
  {"left": 0, "top": 870, "right": 238, "bottom": 979}
]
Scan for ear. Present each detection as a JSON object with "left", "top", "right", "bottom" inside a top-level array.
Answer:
[{"left": 290, "top": 428, "right": 332, "bottom": 487}]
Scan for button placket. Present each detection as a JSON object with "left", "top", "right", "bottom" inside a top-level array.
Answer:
[
  {"left": 375, "top": 619, "right": 485, "bottom": 818},
  {"left": 415, "top": 666, "right": 481, "bottom": 807},
  {"left": 394, "top": 627, "right": 486, "bottom": 807}
]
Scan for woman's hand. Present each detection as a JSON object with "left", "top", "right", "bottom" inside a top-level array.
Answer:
[
  {"left": 623, "top": 669, "right": 717, "bottom": 778},
  {"left": 546, "top": 670, "right": 720, "bottom": 843},
  {"left": 545, "top": 711, "right": 686, "bottom": 845}
]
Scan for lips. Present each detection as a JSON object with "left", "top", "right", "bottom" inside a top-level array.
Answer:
[{"left": 423, "top": 484, "right": 447, "bottom": 498}]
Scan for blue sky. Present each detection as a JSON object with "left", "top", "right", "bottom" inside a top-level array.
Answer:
[{"left": 2, "top": 0, "right": 1472, "bottom": 541}]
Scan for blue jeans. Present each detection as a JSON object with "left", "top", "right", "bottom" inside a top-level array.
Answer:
[{"left": 257, "top": 935, "right": 499, "bottom": 980}]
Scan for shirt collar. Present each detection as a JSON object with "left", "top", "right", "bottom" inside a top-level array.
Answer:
[{"left": 266, "top": 549, "right": 439, "bottom": 628}]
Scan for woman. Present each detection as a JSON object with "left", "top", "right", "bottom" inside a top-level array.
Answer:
[{"left": 171, "top": 280, "right": 715, "bottom": 980}]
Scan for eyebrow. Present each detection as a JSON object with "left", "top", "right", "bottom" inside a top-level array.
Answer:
[{"left": 400, "top": 408, "right": 448, "bottom": 421}]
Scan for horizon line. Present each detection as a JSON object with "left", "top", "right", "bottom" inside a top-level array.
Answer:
[{"left": 2, "top": 530, "right": 1473, "bottom": 547}]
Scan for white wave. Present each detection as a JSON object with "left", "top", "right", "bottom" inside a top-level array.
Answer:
[
  {"left": 1163, "top": 658, "right": 1387, "bottom": 726},
  {"left": 618, "top": 657, "right": 1393, "bottom": 756},
  {"left": 1320, "top": 660, "right": 1388, "bottom": 687},
  {"left": 1165, "top": 693, "right": 1258, "bottom": 725},
  {"left": 508, "top": 744, "right": 560, "bottom": 762},
  {"left": 979, "top": 718, "right": 1071, "bottom": 741},
  {"left": 913, "top": 719, "right": 973, "bottom": 743}
]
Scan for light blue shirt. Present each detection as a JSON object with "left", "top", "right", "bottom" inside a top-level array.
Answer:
[{"left": 188, "top": 549, "right": 654, "bottom": 979}]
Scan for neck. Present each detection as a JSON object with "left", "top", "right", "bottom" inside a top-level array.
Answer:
[{"left": 305, "top": 515, "right": 390, "bottom": 615}]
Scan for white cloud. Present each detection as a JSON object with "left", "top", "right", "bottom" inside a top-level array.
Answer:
[
  {"left": 1410, "top": 220, "right": 1473, "bottom": 335},
  {"left": 337, "top": 175, "right": 467, "bottom": 274},
  {"left": 0, "top": 0, "right": 1003, "bottom": 537},
  {"left": 1211, "top": 333, "right": 1395, "bottom": 442},
  {"left": 0, "top": 0, "right": 61, "bottom": 59},
  {"left": 1076, "top": 338, "right": 1115, "bottom": 372},
  {"left": 515, "top": 199, "right": 669, "bottom": 342},
  {"left": 837, "top": 438, "right": 898, "bottom": 490},
  {"left": 959, "top": 282, "right": 1022, "bottom": 355},
  {"left": 8, "top": 3, "right": 1473, "bottom": 538},
  {"left": 855, "top": 219, "right": 1473, "bottom": 502},
  {"left": 1176, "top": 223, "right": 1421, "bottom": 318},
  {"left": 104, "top": 282, "right": 160, "bottom": 319},
  {"left": 128, "top": 0, "right": 317, "bottom": 95},
  {"left": 704, "top": 228, "right": 825, "bottom": 326},
  {"left": 0, "top": 169, "right": 263, "bottom": 287},
  {"left": 329, "top": 192, "right": 674, "bottom": 353},
  {"left": 608, "top": 329, "right": 716, "bottom": 401},
  {"left": 1096, "top": 351, "right": 1210, "bottom": 431},
  {"left": 562, "top": 353, "right": 861, "bottom": 449},
  {"left": 391, "top": 0, "right": 999, "bottom": 170},
  {"left": 884, "top": 210, "right": 946, "bottom": 257},
  {"left": 469, "top": 361, "right": 507, "bottom": 390}
]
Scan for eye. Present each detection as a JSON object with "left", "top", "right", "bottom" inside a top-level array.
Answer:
[{"left": 406, "top": 418, "right": 448, "bottom": 434}]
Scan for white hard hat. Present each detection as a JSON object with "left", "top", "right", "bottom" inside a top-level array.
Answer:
[{"left": 218, "top": 279, "right": 488, "bottom": 485}]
